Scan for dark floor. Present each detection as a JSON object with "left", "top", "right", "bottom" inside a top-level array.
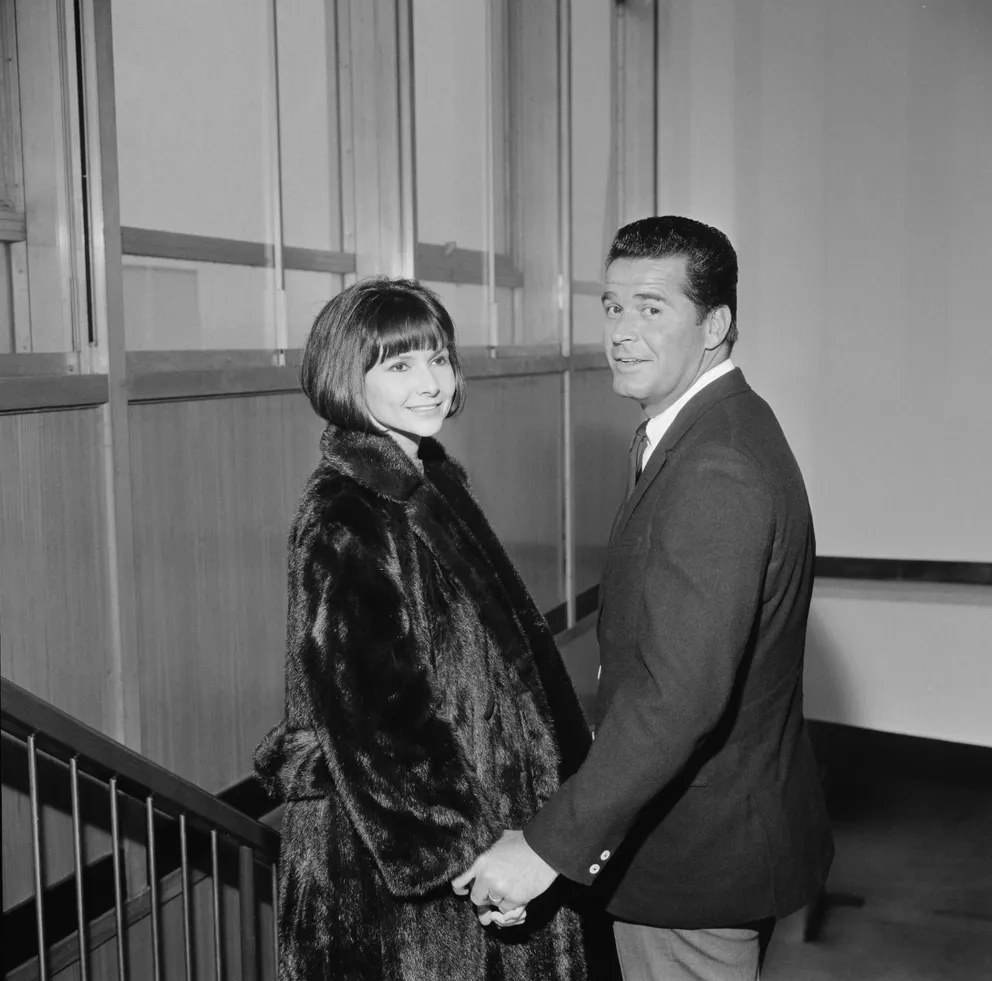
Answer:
[{"left": 763, "top": 755, "right": 992, "bottom": 980}]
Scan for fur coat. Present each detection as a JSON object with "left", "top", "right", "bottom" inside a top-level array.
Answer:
[{"left": 254, "top": 425, "right": 599, "bottom": 981}]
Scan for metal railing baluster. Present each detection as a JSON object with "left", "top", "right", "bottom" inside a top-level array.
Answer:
[
  {"left": 109, "top": 776, "right": 128, "bottom": 981},
  {"left": 180, "top": 813, "right": 194, "bottom": 981},
  {"left": 271, "top": 861, "right": 279, "bottom": 978},
  {"left": 27, "top": 733, "right": 48, "bottom": 981},
  {"left": 212, "top": 829, "right": 223, "bottom": 981},
  {"left": 239, "top": 845, "right": 258, "bottom": 981},
  {"left": 146, "top": 796, "right": 162, "bottom": 981},
  {"left": 70, "top": 756, "right": 90, "bottom": 981}
]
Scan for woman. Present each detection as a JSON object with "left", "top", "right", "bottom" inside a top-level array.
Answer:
[{"left": 254, "top": 278, "right": 597, "bottom": 980}]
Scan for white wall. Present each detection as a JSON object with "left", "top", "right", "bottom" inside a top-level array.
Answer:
[{"left": 655, "top": 0, "right": 992, "bottom": 745}]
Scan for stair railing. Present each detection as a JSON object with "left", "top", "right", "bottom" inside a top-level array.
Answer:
[{"left": 1, "top": 677, "right": 280, "bottom": 981}]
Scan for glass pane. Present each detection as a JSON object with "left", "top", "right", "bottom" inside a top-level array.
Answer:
[
  {"left": 571, "top": 0, "right": 616, "bottom": 284},
  {"left": 414, "top": 0, "right": 521, "bottom": 346},
  {"left": 284, "top": 269, "right": 343, "bottom": 348},
  {"left": 113, "top": 0, "right": 277, "bottom": 349},
  {"left": 422, "top": 281, "right": 515, "bottom": 350},
  {"left": 505, "top": 0, "right": 560, "bottom": 347},
  {"left": 441, "top": 374, "right": 565, "bottom": 612},
  {"left": 413, "top": 1, "right": 560, "bottom": 349},
  {"left": 572, "top": 293, "right": 605, "bottom": 348},
  {"left": 276, "top": 0, "right": 343, "bottom": 253},
  {"left": 0, "top": 246, "right": 11, "bottom": 353},
  {"left": 123, "top": 257, "right": 275, "bottom": 350},
  {"left": 2, "top": 1, "right": 86, "bottom": 354},
  {"left": 494, "top": 286, "right": 518, "bottom": 347},
  {"left": 413, "top": 0, "right": 488, "bottom": 252}
]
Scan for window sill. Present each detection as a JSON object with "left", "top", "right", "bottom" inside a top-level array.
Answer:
[{"left": 0, "top": 374, "right": 108, "bottom": 413}]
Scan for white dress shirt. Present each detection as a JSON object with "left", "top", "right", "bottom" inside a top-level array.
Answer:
[{"left": 640, "top": 359, "right": 736, "bottom": 469}]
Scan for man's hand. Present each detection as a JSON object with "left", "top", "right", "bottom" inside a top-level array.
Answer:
[{"left": 452, "top": 829, "right": 558, "bottom": 925}]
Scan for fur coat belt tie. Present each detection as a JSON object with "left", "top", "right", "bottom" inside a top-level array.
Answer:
[{"left": 254, "top": 723, "right": 330, "bottom": 802}]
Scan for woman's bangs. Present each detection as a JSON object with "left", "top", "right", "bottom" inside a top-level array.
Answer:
[{"left": 374, "top": 316, "right": 449, "bottom": 364}]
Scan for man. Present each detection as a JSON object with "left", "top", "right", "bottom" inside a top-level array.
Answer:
[{"left": 454, "top": 216, "right": 834, "bottom": 980}]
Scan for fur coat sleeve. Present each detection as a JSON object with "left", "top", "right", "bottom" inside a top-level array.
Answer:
[{"left": 257, "top": 470, "right": 502, "bottom": 898}]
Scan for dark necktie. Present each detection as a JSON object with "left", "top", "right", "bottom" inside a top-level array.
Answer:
[{"left": 625, "top": 421, "right": 649, "bottom": 499}]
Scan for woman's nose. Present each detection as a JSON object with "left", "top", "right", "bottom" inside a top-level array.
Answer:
[{"left": 418, "top": 367, "right": 441, "bottom": 395}]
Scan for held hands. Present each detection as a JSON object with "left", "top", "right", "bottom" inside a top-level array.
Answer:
[{"left": 451, "top": 829, "right": 558, "bottom": 928}]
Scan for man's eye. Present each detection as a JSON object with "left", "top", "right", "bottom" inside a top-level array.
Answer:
[
  {"left": 643, "top": 306, "right": 661, "bottom": 316},
  {"left": 604, "top": 304, "right": 621, "bottom": 317}
]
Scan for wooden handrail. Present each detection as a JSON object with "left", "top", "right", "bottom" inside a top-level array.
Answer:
[{"left": 0, "top": 677, "right": 279, "bottom": 857}]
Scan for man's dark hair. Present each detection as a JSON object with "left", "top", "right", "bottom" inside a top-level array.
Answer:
[
  {"left": 607, "top": 216, "right": 739, "bottom": 348},
  {"left": 300, "top": 277, "right": 466, "bottom": 429}
]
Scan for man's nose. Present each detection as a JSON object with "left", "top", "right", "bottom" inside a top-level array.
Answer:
[{"left": 609, "top": 314, "right": 637, "bottom": 345}]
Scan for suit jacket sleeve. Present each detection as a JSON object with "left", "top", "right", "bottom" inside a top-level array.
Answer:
[
  {"left": 290, "top": 494, "right": 501, "bottom": 897},
  {"left": 524, "top": 445, "right": 774, "bottom": 883}
]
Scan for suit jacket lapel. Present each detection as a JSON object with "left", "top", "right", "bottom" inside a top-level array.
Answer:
[{"left": 609, "top": 368, "right": 752, "bottom": 544}]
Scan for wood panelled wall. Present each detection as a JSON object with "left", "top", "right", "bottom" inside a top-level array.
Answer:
[
  {"left": 442, "top": 373, "right": 566, "bottom": 613},
  {"left": 1, "top": 409, "right": 117, "bottom": 904},
  {"left": 1, "top": 409, "right": 116, "bottom": 730},
  {"left": 128, "top": 395, "right": 323, "bottom": 788}
]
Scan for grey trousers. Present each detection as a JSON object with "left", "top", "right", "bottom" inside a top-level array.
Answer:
[{"left": 613, "top": 919, "right": 775, "bottom": 981}]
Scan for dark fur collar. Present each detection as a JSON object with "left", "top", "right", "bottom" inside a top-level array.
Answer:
[
  {"left": 319, "top": 423, "right": 451, "bottom": 502},
  {"left": 317, "top": 424, "right": 531, "bottom": 696}
]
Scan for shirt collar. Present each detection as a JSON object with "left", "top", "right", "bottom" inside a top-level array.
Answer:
[{"left": 644, "top": 359, "right": 736, "bottom": 453}]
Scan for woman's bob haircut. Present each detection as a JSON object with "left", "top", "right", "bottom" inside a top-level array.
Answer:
[{"left": 300, "top": 277, "right": 467, "bottom": 430}]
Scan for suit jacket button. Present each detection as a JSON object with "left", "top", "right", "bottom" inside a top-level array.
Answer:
[
  {"left": 589, "top": 863, "right": 601, "bottom": 875},
  {"left": 600, "top": 850, "right": 611, "bottom": 861}
]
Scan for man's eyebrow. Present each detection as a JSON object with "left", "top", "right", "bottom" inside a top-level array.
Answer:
[
  {"left": 634, "top": 290, "right": 667, "bottom": 301},
  {"left": 601, "top": 290, "right": 617, "bottom": 303}
]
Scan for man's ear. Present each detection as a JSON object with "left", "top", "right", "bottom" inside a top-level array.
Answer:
[{"left": 703, "top": 306, "right": 732, "bottom": 350}]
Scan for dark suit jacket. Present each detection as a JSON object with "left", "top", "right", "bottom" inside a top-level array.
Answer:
[{"left": 525, "top": 368, "right": 834, "bottom": 928}]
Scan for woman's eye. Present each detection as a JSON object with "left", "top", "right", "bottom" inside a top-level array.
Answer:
[
  {"left": 432, "top": 354, "right": 449, "bottom": 366},
  {"left": 388, "top": 362, "right": 408, "bottom": 372}
]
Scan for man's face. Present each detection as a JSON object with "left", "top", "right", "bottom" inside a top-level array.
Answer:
[{"left": 602, "top": 256, "right": 708, "bottom": 415}]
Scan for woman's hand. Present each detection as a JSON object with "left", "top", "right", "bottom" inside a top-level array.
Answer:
[{"left": 477, "top": 898, "right": 528, "bottom": 928}]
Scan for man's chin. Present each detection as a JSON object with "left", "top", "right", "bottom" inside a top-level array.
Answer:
[{"left": 612, "top": 377, "right": 644, "bottom": 400}]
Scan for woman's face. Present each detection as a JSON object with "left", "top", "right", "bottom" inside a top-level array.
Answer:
[{"left": 364, "top": 346, "right": 456, "bottom": 455}]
